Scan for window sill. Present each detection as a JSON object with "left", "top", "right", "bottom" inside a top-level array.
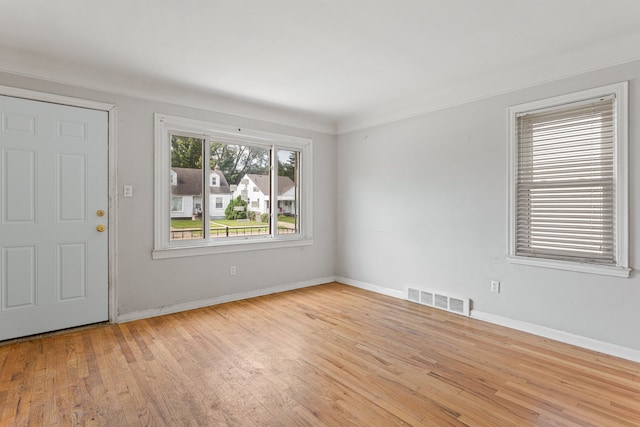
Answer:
[
  {"left": 506, "top": 256, "right": 631, "bottom": 278},
  {"left": 152, "top": 237, "right": 314, "bottom": 259}
]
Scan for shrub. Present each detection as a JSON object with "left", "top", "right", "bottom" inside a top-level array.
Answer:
[
  {"left": 225, "top": 196, "right": 247, "bottom": 220},
  {"left": 261, "top": 213, "right": 269, "bottom": 223}
]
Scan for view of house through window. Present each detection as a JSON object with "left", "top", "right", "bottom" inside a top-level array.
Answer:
[
  {"left": 170, "top": 136, "right": 204, "bottom": 240},
  {"left": 169, "top": 135, "right": 300, "bottom": 242},
  {"left": 277, "top": 149, "right": 299, "bottom": 235}
]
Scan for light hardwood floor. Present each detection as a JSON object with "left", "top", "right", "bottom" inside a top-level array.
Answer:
[{"left": 1, "top": 282, "right": 639, "bottom": 426}]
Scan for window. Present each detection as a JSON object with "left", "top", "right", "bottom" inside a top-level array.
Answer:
[
  {"left": 508, "top": 83, "right": 629, "bottom": 277},
  {"left": 154, "top": 114, "right": 313, "bottom": 258},
  {"left": 171, "top": 196, "right": 183, "bottom": 212}
]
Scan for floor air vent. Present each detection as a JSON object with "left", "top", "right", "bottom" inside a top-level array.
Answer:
[
  {"left": 408, "top": 288, "right": 420, "bottom": 303},
  {"left": 407, "top": 287, "right": 470, "bottom": 316}
]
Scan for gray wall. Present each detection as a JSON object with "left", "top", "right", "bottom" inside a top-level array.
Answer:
[
  {"left": 3, "top": 57, "right": 639, "bottom": 352},
  {"left": 0, "top": 71, "right": 337, "bottom": 318},
  {"left": 337, "top": 60, "right": 640, "bottom": 351}
]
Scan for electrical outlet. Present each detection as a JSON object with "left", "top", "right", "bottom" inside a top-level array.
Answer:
[
  {"left": 230, "top": 265, "right": 237, "bottom": 276},
  {"left": 490, "top": 280, "right": 500, "bottom": 293},
  {"left": 123, "top": 185, "right": 133, "bottom": 198}
]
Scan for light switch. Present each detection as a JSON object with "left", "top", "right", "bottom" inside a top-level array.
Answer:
[{"left": 124, "top": 185, "right": 133, "bottom": 198}]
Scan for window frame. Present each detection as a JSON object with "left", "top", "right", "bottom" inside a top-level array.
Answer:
[
  {"left": 153, "top": 113, "right": 313, "bottom": 259},
  {"left": 507, "top": 82, "right": 630, "bottom": 277}
]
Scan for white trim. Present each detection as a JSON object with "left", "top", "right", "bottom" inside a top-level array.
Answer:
[
  {"left": 337, "top": 277, "right": 640, "bottom": 363},
  {"left": 471, "top": 310, "right": 640, "bottom": 363},
  {"left": 506, "top": 255, "right": 630, "bottom": 278},
  {"left": 115, "top": 275, "right": 336, "bottom": 323},
  {"left": 152, "top": 238, "right": 313, "bottom": 259},
  {"left": 107, "top": 108, "right": 119, "bottom": 323},
  {"left": 336, "top": 57, "right": 640, "bottom": 134},
  {"left": 336, "top": 276, "right": 406, "bottom": 299},
  {"left": 0, "top": 68, "right": 335, "bottom": 135},
  {"left": 154, "top": 113, "right": 313, "bottom": 257},
  {"left": 0, "top": 84, "right": 116, "bottom": 112},
  {"left": 507, "top": 82, "right": 630, "bottom": 277},
  {"left": 0, "top": 85, "right": 118, "bottom": 324}
]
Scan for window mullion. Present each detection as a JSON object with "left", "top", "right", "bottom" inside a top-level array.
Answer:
[
  {"left": 270, "top": 147, "right": 277, "bottom": 238},
  {"left": 203, "top": 136, "right": 211, "bottom": 241}
]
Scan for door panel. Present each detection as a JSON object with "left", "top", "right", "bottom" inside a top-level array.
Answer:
[
  {"left": 1, "top": 245, "right": 36, "bottom": 309},
  {"left": 58, "top": 153, "right": 87, "bottom": 222},
  {"left": 0, "top": 95, "right": 108, "bottom": 341},
  {"left": 57, "top": 242, "right": 87, "bottom": 301},
  {"left": 2, "top": 148, "right": 36, "bottom": 223}
]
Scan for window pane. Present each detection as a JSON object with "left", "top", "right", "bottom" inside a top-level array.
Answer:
[
  {"left": 277, "top": 149, "right": 299, "bottom": 235},
  {"left": 171, "top": 196, "right": 182, "bottom": 212},
  {"left": 210, "top": 141, "right": 270, "bottom": 239},
  {"left": 170, "top": 135, "right": 204, "bottom": 241}
]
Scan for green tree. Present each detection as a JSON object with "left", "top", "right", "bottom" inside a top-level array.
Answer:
[
  {"left": 278, "top": 150, "right": 297, "bottom": 181},
  {"left": 171, "top": 136, "right": 202, "bottom": 168},
  {"left": 171, "top": 136, "right": 271, "bottom": 184},
  {"left": 210, "top": 142, "right": 270, "bottom": 185},
  {"left": 225, "top": 196, "right": 248, "bottom": 220}
]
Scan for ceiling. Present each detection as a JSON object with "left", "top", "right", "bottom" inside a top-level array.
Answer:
[{"left": 2, "top": 0, "right": 640, "bottom": 133}]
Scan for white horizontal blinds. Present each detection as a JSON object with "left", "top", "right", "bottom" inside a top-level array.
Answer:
[{"left": 515, "top": 95, "right": 615, "bottom": 264}]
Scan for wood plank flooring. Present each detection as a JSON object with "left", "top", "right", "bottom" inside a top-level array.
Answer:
[{"left": 1, "top": 282, "right": 639, "bottom": 426}]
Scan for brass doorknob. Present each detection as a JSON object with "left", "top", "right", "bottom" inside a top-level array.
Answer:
[
  {"left": 97, "top": 210, "right": 105, "bottom": 217},
  {"left": 96, "top": 225, "right": 106, "bottom": 232}
]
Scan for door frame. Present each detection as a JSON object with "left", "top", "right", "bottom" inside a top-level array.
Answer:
[{"left": 0, "top": 85, "right": 118, "bottom": 323}]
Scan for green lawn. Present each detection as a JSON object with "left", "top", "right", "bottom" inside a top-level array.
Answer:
[
  {"left": 171, "top": 219, "right": 224, "bottom": 229},
  {"left": 277, "top": 215, "right": 296, "bottom": 224},
  {"left": 171, "top": 219, "right": 268, "bottom": 229},
  {"left": 212, "top": 219, "right": 268, "bottom": 227},
  {"left": 170, "top": 218, "right": 296, "bottom": 238}
]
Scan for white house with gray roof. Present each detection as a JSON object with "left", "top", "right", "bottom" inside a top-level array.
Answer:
[
  {"left": 233, "top": 174, "right": 296, "bottom": 217},
  {"left": 171, "top": 165, "right": 232, "bottom": 219}
]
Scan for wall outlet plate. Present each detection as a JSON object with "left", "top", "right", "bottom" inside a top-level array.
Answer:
[{"left": 490, "top": 280, "right": 500, "bottom": 293}]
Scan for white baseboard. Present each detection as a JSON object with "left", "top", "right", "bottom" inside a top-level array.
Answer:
[
  {"left": 470, "top": 311, "right": 640, "bottom": 363},
  {"left": 337, "top": 276, "right": 640, "bottom": 363},
  {"left": 115, "top": 275, "right": 337, "bottom": 323},
  {"left": 336, "top": 276, "right": 406, "bottom": 299}
]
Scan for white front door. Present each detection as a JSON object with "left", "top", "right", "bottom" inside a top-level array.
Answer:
[{"left": 0, "top": 95, "right": 108, "bottom": 341}]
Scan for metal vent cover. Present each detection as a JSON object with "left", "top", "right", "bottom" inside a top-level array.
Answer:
[
  {"left": 449, "top": 297, "right": 465, "bottom": 314},
  {"left": 407, "top": 287, "right": 470, "bottom": 317},
  {"left": 407, "top": 288, "right": 420, "bottom": 303},
  {"left": 420, "top": 291, "right": 434, "bottom": 306},
  {"left": 434, "top": 294, "right": 448, "bottom": 309}
]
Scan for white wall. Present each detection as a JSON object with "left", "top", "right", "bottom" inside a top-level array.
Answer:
[
  {"left": 210, "top": 194, "right": 231, "bottom": 219},
  {"left": 0, "top": 71, "right": 337, "bottom": 318},
  {"left": 337, "top": 59, "right": 640, "bottom": 351}
]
